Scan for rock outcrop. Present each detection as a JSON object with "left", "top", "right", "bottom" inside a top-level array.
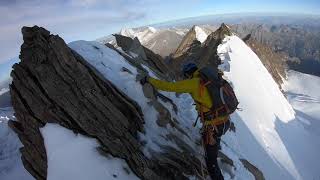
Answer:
[
  {"left": 9, "top": 26, "right": 203, "bottom": 180},
  {"left": 240, "top": 159, "right": 265, "bottom": 180},
  {"left": 114, "top": 34, "right": 174, "bottom": 80}
]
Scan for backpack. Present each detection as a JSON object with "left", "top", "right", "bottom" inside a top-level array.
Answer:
[{"left": 198, "top": 67, "right": 239, "bottom": 118}]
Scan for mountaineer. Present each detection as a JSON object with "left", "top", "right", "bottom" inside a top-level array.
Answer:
[{"left": 140, "top": 62, "right": 238, "bottom": 180}]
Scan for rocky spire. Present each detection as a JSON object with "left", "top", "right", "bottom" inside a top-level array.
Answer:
[
  {"left": 169, "top": 23, "right": 233, "bottom": 78},
  {"left": 172, "top": 25, "right": 199, "bottom": 58}
]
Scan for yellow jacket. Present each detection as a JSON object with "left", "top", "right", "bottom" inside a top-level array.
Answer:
[{"left": 148, "top": 70, "right": 228, "bottom": 125}]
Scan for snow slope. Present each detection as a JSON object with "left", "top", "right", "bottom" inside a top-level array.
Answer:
[
  {"left": 0, "top": 107, "right": 33, "bottom": 180},
  {"left": 280, "top": 71, "right": 320, "bottom": 179},
  {"left": 194, "top": 26, "right": 208, "bottom": 43},
  {"left": 283, "top": 70, "right": 320, "bottom": 123},
  {"left": 119, "top": 27, "right": 157, "bottom": 44},
  {"left": 40, "top": 123, "right": 138, "bottom": 180},
  {"left": 218, "top": 35, "right": 320, "bottom": 180}
]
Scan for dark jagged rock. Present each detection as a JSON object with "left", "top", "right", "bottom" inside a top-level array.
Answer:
[
  {"left": 240, "top": 159, "right": 265, "bottom": 180},
  {"left": 9, "top": 26, "right": 203, "bottom": 180}
]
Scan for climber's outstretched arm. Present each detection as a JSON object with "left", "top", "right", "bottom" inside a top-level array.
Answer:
[{"left": 148, "top": 77, "right": 197, "bottom": 93}]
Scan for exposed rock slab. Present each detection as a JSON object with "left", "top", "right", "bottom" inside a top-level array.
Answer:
[{"left": 240, "top": 159, "right": 265, "bottom": 180}]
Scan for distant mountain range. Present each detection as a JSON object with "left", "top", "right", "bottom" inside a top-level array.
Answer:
[{"left": 99, "top": 14, "right": 320, "bottom": 77}]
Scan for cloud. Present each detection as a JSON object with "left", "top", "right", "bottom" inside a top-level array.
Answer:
[
  {"left": 0, "top": 0, "right": 150, "bottom": 63},
  {"left": 0, "top": 0, "right": 205, "bottom": 63}
]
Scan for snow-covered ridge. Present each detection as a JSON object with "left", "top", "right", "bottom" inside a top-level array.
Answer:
[
  {"left": 219, "top": 35, "right": 320, "bottom": 180},
  {"left": 218, "top": 35, "right": 299, "bottom": 180}
]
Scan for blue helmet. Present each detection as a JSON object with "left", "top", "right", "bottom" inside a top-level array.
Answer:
[{"left": 182, "top": 62, "right": 198, "bottom": 76}]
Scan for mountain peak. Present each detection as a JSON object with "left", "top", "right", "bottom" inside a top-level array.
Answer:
[
  {"left": 204, "top": 23, "right": 232, "bottom": 44},
  {"left": 172, "top": 25, "right": 207, "bottom": 58}
]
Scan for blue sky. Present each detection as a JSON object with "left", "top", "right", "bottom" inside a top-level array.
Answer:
[{"left": 0, "top": 0, "right": 319, "bottom": 69}]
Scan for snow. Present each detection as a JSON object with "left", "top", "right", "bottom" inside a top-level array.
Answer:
[
  {"left": 283, "top": 70, "right": 320, "bottom": 153},
  {"left": 0, "top": 88, "right": 9, "bottom": 96},
  {"left": 175, "top": 30, "right": 186, "bottom": 36},
  {"left": 119, "top": 28, "right": 135, "bottom": 37},
  {"left": 119, "top": 27, "right": 157, "bottom": 44},
  {"left": 69, "top": 41, "right": 201, "bottom": 158},
  {"left": 194, "top": 26, "right": 208, "bottom": 43},
  {"left": 147, "top": 26, "right": 157, "bottom": 33},
  {"left": 40, "top": 123, "right": 138, "bottom": 180},
  {"left": 218, "top": 35, "right": 320, "bottom": 180},
  {"left": 0, "top": 107, "right": 34, "bottom": 180},
  {"left": 283, "top": 70, "right": 320, "bottom": 122}
]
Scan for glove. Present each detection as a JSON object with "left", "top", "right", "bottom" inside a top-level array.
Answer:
[{"left": 140, "top": 75, "right": 149, "bottom": 85}]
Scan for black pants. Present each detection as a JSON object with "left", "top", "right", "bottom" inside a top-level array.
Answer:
[{"left": 203, "top": 120, "right": 230, "bottom": 180}]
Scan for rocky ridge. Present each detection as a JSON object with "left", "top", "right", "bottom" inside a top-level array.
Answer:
[
  {"left": 8, "top": 26, "right": 203, "bottom": 180},
  {"left": 112, "top": 34, "right": 175, "bottom": 81},
  {"left": 7, "top": 24, "right": 266, "bottom": 180}
]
